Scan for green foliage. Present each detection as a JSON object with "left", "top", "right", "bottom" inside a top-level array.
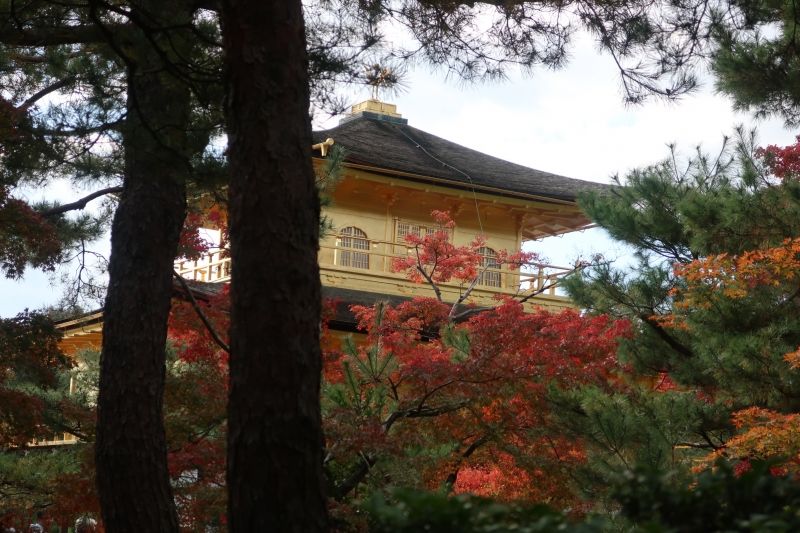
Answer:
[
  {"left": 0, "top": 337, "right": 96, "bottom": 524},
  {"left": 0, "top": 338, "right": 230, "bottom": 526},
  {"left": 318, "top": 144, "right": 347, "bottom": 236},
  {"left": 574, "top": 130, "right": 798, "bottom": 264},
  {"left": 711, "top": 0, "right": 800, "bottom": 124},
  {"left": 364, "top": 462, "right": 800, "bottom": 533},
  {"left": 556, "top": 131, "right": 800, "bottom": 505},
  {"left": 553, "top": 383, "right": 728, "bottom": 496},
  {"left": 615, "top": 461, "right": 800, "bottom": 532},
  {"left": 0, "top": 445, "right": 90, "bottom": 521},
  {"left": 365, "top": 488, "right": 606, "bottom": 533}
]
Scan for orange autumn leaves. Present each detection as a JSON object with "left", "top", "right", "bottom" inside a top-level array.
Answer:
[
  {"left": 674, "top": 238, "right": 800, "bottom": 306},
  {"left": 696, "top": 407, "right": 800, "bottom": 474},
  {"left": 323, "top": 298, "right": 628, "bottom": 505},
  {"left": 659, "top": 138, "right": 800, "bottom": 473}
]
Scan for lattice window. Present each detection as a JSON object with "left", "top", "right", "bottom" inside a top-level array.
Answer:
[
  {"left": 395, "top": 220, "right": 449, "bottom": 243},
  {"left": 477, "top": 246, "right": 502, "bottom": 287},
  {"left": 337, "top": 226, "right": 370, "bottom": 269}
]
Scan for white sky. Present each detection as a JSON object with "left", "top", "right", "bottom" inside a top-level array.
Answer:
[{"left": 0, "top": 30, "right": 796, "bottom": 317}]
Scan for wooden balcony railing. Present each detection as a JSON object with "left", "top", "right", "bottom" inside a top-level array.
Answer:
[
  {"left": 175, "top": 250, "right": 231, "bottom": 282},
  {"left": 29, "top": 433, "right": 79, "bottom": 447},
  {"left": 174, "top": 241, "right": 572, "bottom": 299}
]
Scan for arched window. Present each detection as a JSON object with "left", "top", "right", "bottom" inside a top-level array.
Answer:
[
  {"left": 337, "top": 226, "right": 370, "bottom": 269},
  {"left": 477, "top": 246, "right": 502, "bottom": 287}
]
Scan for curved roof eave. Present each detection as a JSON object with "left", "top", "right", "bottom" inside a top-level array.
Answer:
[{"left": 312, "top": 116, "right": 609, "bottom": 203}]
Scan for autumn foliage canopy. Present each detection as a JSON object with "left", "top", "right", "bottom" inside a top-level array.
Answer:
[{"left": 32, "top": 137, "right": 800, "bottom": 530}]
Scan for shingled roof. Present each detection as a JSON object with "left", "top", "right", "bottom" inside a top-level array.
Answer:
[{"left": 313, "top": 115, "right": 606, "bottom": 202}]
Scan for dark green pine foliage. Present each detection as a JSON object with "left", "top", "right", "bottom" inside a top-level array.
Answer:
[
  {"left": 318, "top": 144, "right": 346, "bottom": 236},
  {"left": 613, "top": 460, "right": 800, "bottom": 532},
  {"left": 0, "top": 3, "right": 384, "bottom": 527},
  {"left": 0, "top": 1, "right": 380, "bottom": 287},
  {"left": 366, "top": 488, "right": 608, "bottom": 533},
  {"left": 0, "top": 4, "right": 224, "bottom": 286},
  {"left": 365, "top": 462, "right": 800, "bottom": 532},
  {"left": 711, "top": 0, "right": 800, "bottom": 124},
  {"left": 555, "top": 130, "right": 800, "bottom": 500},
  {"left": 575, "top": 0, "right": 800, "bottom": 124}
]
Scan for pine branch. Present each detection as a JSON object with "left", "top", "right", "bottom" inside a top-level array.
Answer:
[
  {"left": 0, "top": 25, "right": 118, "bottom": 46},
  {"left": 20, "top": 77, "right": 75, "bottom": 110},
  {"left": 31, "top": 118, "right": 124, "bottom": 137},
  {"left": 6, "top": 51, "right": 79, "bottom": 63},
  {"left": 333, "top": 452, "right": 376, "bottom": 501},
  {"left": 40, "top": 186, "right": 122, "bottom": 216},
  {"left": 640, "top": 314, "right": 695, "bottom": 359}
]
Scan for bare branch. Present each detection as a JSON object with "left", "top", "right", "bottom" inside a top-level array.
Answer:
[
  {"left": 447, "top": 264, "right": 581, "bottom": 323},
  {"left": 413, "top": 244, "right": 443, "bottom": 302},
  {"left": 383, "top": 400, "right": 470, "bottom": 432},
  {"left": 0, "top": 25, "right": 118, "bottom": 46},
  {"left": 443, "top": 434, "right": 490, "bottom": 491},
  {"left": 448, "top": 264, "right": 489, "bottom": 320},
  {"left": 20, "top": 77, "right": 75, "bottom": 110},
  {"left": 31, "top": 118, "right": 124, "bottom": 137},
  {"left": 172, "top": 270, "right": 230, "bottom": 354},
  {"left": 333, "top": 452, "right": 376, "bottom": 501},
  {"left": 40, "top": 186, "right": 122, "bottom": 216}
]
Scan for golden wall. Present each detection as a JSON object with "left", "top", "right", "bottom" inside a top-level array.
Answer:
[{"left": 318, "top": 166, "right": 575, "bottom": 311}]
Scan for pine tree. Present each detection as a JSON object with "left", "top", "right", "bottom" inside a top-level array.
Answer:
[
  {"left": 557, "top": 131, "right": 800, "bottom": 501},
  {"left": 220, "top": 1, "right": 329, "bottom": 529},
  {"left": 0, "top": 2, "right": 222, "bottom": 528},
  {"left": 0, "top": 3, "right": 364, "bottom": 528},
  {"left": 5, "top": 0, "right": 799, "bottom": 527}
]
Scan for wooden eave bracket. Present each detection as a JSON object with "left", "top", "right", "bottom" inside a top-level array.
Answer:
[{"left": 312, "top": 137, "right": 335, "bottom": 156}]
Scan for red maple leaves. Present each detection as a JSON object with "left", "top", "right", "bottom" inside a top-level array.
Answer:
[
  {"left": 165, "top": 210, "right": 630, "bottom": 517},
  {"left": 322, "top": 211, "right": 629, "bottom": 504}
]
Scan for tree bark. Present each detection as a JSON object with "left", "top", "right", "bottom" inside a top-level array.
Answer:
[
  {"left": 222, "top": 1, "right": 328, "bottom": 531},
  {"left": 95, "top": 4, "right": 193, "bottom": 531}
]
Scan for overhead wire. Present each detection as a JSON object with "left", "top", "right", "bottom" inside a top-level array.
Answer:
[{"left": 393, "top": 124, "right": 485, "bottom": 236}]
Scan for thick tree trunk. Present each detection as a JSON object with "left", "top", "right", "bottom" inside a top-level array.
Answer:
[
  {"left": 95, "top": 4, "right": 192, "bottom": 531},
  {"left": 222, "top": 1, "right": 328, "bottom": 531}
]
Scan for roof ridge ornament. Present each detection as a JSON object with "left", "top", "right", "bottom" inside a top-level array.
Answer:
[
  {"left": 365, "top": 64, "right": 399, "bottom": 100},
  {"left": 340, "top": 99, "right": 408, "bottom": 125},
  {"left": 338, "top": 64, "right": 409, "bottom": 125}
]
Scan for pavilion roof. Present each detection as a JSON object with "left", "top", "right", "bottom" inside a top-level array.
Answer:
[{"left": 313, "top": 115, "right": 607, "bottom": 203}]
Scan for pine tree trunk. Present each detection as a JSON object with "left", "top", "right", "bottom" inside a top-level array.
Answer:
[
  {"left": 222, "top": 0, "right": 328, "bottom": 530},
  {"left": 95, "top": 4, "right": 192, "bottom": 531}
]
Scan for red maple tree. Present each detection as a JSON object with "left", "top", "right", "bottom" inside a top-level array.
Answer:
[
  {"left": 323, "top": 211, "right": 629, "bottom": 507},
  {"left": 25, "top": 211, "right": 626, "bottom": 529}
]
